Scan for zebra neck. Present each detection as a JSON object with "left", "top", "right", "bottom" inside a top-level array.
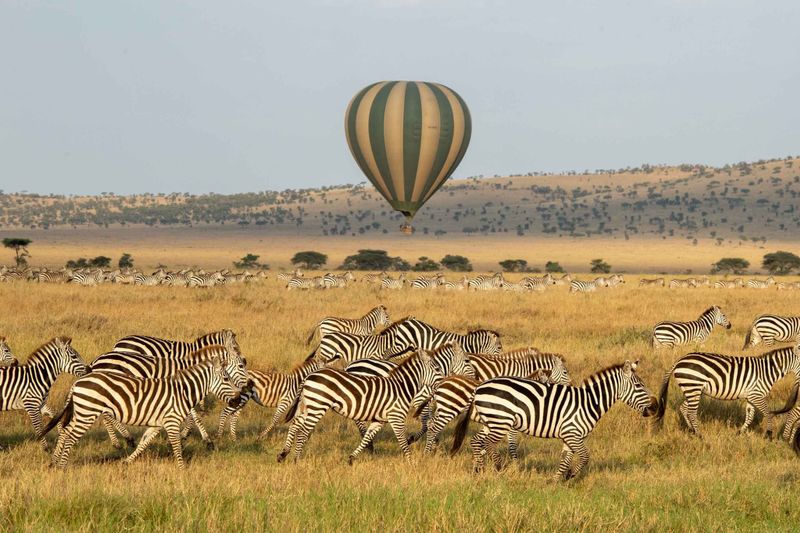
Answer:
[
  {"left": 28, "top": 352, "right": 61, "bottom": 392},
  {"left": 581, "top": 372, "right": 622, "bottom": 422},
  {"left": 699, "top": 313, "right": 715, "bottom": 331}
]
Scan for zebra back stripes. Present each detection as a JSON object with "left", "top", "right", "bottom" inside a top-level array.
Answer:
[
  {"left": 387, "top": 317, "right": 503, "bottom": 356},
  {"left": 744, "top": 315, "right": 800, "bottom": 349},
  {"left": 306, "top": 305, "right": 390, "bottom": 346},
  {"left": 569, "top": 279, "right": 598, "bottom": 293},
  {"left": 746, "top": 277, "right": 776, "bottom": 289},
  {"left": 639, "top": 278, "right": 665, "bottom": 287},
  {"left": 714, "top": 278, "right": 743, "bottom": 289},
  {"left": 652, "top": 306, "right": 731, "bottom": 348},
  {"left": 111, "top": 330, "right": 240, "bottom": 360}
]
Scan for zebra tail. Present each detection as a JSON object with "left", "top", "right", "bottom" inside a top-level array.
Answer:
[
  {"left": 283, "top": 394, "right": 302, "bottom": 423},
  {"left": 770, "top": 383, "right": 799, "bottom": 415},
  {"left": 450, "top": 402, "right": 474, "bottom": 456},
  {"left": 305, "top": 325, "right": 319, "bottom": 346},
  {"left": 654, "top": 368, "right": 674, "bottom": 426},
  {"left": 412, "top": 400, "right": 428, "bottom": 419},
  {"left": 39, "top": 396, "right": 73, "bottom": 438},
  {"left": 742, "top": 328, "right": 753, "bottom": 350}
]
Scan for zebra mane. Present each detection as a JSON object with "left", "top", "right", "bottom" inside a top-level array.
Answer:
[
  {"left": 386, "top": 351, "right": 428, "bottom": 375},
  {"left": 466, "top": 328, "right": 500, "bottom": 337},
  {"left": 700, "top": 306, "right": 718, "bottom": 316},
  {"left": 25, "top": 336, "right": 71, "bottom": 365},
  {"left": 188, "top": 344, "right": 227, "bottom": 360},
  {"left": 379, "top": 316, "right": 416, "bottom": 336},
  {"left": 579, "top": 362, "right": 628, "bottom": 386}
]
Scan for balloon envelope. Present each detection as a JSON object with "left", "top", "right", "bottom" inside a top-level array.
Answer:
[{"left": 344, "top": 81, "right": 471, "bottom": 221}]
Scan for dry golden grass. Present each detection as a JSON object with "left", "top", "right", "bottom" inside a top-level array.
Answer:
[{"left": 1, "top": 276, "right": 799, "bottom": 531}]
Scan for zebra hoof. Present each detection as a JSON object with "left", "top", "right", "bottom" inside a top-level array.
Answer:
[
  {"left": 765, "top": 430, "right": 773, "bottom": 441},
  {"left": 111, "top": 442, "right": 123, "bottom": 450},
  {"left": 126, "top": 437, "right": 135, "bottom": 448},
  {"left": 276, "top": 451, "right": 288, "bottom": 463},
  {"left": 206, "top": 441, "right": 216, "bottom": 452},
  {"left": 348, "top": 455, "right": 355, "bottom": 466}
]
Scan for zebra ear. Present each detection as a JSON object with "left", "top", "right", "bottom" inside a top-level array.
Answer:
[{"left": 623, "top": 360, "right": 634, "bottom": 375}]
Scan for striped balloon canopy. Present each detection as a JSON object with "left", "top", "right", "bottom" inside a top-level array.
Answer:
[{"left": 344, "top": 81, "right": 471, "bottom": 232}]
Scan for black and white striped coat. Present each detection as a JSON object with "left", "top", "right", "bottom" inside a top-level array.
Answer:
[
  {"left": 714, "top": 278, "right": 743, "bottom": 289},
  {"left": 44, "top": 356, "right": 245, "bottom": 469},
  {"left": 669, "top": 278, "right": 697, "bottom": 289},
  {"left": 111, "top": 330, "right": 240, "bottom": 359},
  {"left": 744, "top": 315, "right": 800, "bottom": 349},
  {"left": 452, "top": 361, "right": 657, "bottom": 479},
  {"left": 388, "top": 318, "right": 503, "bottom": 356},
  {"left": 569, "top": 279, "right": 599, "bottom": 293},
  {"left": 306, "top": 305, "right": 390, "bottom": 346},
  {"left": 468, "top": 273, "right": 504, "bottom": 291},
  {"left": 0, "top": 337, "right": 87, "bottom": 448},
  {"left": 411, "top": 274, "right": 443, "bottom": 289},
  {"left": 746, "top": 277, "right": 776, "bottom": 289},
  {"left": 639, "top": 278, "right": 665, "bottom": 287},
  {"left": 322, "top": 271, "right": 354, "bottom": 289},
  {"left": 314, "top": 319, "right": 414, "bottom": 363},
  {"left": 277, "top": 350, "right": 446, "bottom": 464},
  {"left": 286, "top": 276, "right": 324, "bottom": 290},
  {"left": 380, "top": 273, "right": 406, "bottom": 290},
  {"left": 0, "top": 337, "right": 17, "bottom": 366},
  {"left": 188, "top": 272, "right": 225, "bottom": 288},
  {"left": 652, "top": 306, "right": 731, "bottom": 348},
  {"left": 654, "top": 347, "right": 800, "bottom": 436}
]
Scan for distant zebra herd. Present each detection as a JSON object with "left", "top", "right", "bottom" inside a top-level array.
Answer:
[
  {"left": 638, "top": 275, "right": 796, "bottom": 290},
  {"left": 0, "top": 265, "right": 267, "bottom": 287},
  {"left": 2, "top": 303, "right": 799, "bottom": 478}
]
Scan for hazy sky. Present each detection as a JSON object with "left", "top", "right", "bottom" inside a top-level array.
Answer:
[{"left": 1, "top": 1, "right": 798, "bottom": 195}]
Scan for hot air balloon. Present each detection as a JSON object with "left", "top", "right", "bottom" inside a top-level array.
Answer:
[{"left": 344, "top": 81, "right": 472, "bottom": 234}]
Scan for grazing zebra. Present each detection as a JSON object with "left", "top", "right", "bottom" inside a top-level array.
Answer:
[
  {"left": 468, "top": 272, "right": 504, "bottom": 291},
  {"left": 188, "top": 272, "right": 225, "bottom": 288},
  {"left": 69, "top": 269, "right": 104, "bottom": 286},
  {"left": 411, "top": 274, "right": 443, "bottom": 289},
  {"left": 286, "top": 276, "right": 324, "bottom": 290},
  {"left": 0, "top": 337, "right": 87, "bottom": 449},
  {"left": 388, "top": 318, "right": 503, "bottom": 356},
  {"left": 134, "top": 271, "right": 167, "bottom": 286},
  {"left": 277, "top": 349, "right": 445, "bottom": 464},
  {"left": 714, "top": 278, "right": 744, "bottom": 289},
  {"left": 314, "top": 318, "right": 416, "bottom": 363},
  {"left": 0, "top": 337, "right": 17, "bottom": 366},
  {"left": 380, "top": 273, "right": 406, "bottom": 290},
  {"left": 362, "top": 271, "right": 387, "bottom": 284},
  {"left": 215, "top": 351, "right": 324, "bottom": 441},
  {"left": 421, "top": 351, "right": 572, "bottom": 454},
  {"left": 747, "top": 277, "right": 776, "bottom": 289},
  {"left": 669, "top": 278, "right": 697, "bottom": 289},
  {"left": 443, "top": 276, "right": 469, "bottom": 290},
  {"left": 569, "top": 279, "right": 598, "bottom": 293},
  {"left": 451, "top": 360, "right": 657, "bottom": 478},
  {"left": 306, "top": 305, "right": 390, "bottom": 345},
  {"left": 654, "top": 347, "right": 800, "bottom": 436},
  {"left": 44, "top": 356, "right": 246, "bottom": 469},
  {"left": 743, "top": 315, "right": 800, "bottom": 349},
  {"left": 111, "top": 329, "right": 241, "bottom": 359},
  {"left": 651, "top": 306, "right": 731, "bottom": 348},
  {"left": 639, "top": 278, "right": 665, "bottom": 287},
  {"left": 322, "top": 271, "right": 355, "bottom": 289}
]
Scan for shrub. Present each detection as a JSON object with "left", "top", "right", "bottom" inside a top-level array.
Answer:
[
  {"left": 234, "top": 253, "right": 269, "bottom": 270},
  {"left": 711, "top": 257, "right": 749, "bottom": 275},
  {"left": 341, "top": 249, "right": 409, "bottom": 271},
  {"left": 118, "top": 253, "right": 134, "bottom": 269},
  {"left": 291, "top": 251, "right": 328, "bottom": 270},
  {"left": 762, "top": 251, "right": 800, "bottom": 275},
  {"left": 590, "top": 258, "right": 611, "bottom": 274},
  {"left": 499, "top": 259, "right": 528, "bottom": 272},
  {"left": 412, "top": 257, "right": 439, "bottom": 272},
  {"left": 440, "top": 255, "right": 473, "bottom": 272},
  {"left": 545, "top": 261, "right": 565, "bottom": 273}
]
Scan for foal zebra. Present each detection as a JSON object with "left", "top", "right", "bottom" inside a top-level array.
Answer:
[
  {"left": 569, "top": 279, "right": 599, "bottom": 293},
  {"left": 651, "top": 306, "right": 731, "bottom": 348},
  {"left": 639, "top": 278, "right": 665, "bottom": 287},
  {"left": 714, "top": 278, "right": 744, "bottom": 289},
  {"left": 44, "top": 356, "right": 246, "bottom": 468},
  {"left": 452, "top": 361, "right": 656, "bottom": 478},
  {"left": 277, "top": 350, "right": 444, "bottom": 464},
  {"left": 654, "top": 346, "right": 800, "bottom": 436},
  {"left": 305, "top": 305, "right": 390, "bottom": 345},
  {"left": 744, "top": 315, "right": 800, "bottom": 349},
  {"left": 0, "top": 337, "right": 87, "bottom": 449},
  {"left": 746, "top": 277, "right": 776, "bottom": 289}
]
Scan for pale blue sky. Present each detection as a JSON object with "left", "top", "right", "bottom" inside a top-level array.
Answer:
[{"left": 1, "top": 0, "right": 798, "bottom": 194}]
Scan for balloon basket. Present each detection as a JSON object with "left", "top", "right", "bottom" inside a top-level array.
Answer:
[{"left": 400, "top": 223, "right": 415, "bottom": 235}]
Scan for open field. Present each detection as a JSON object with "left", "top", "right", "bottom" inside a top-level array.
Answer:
[
  {"left": 1, "top": 276, "right": 799, "bottom": 531},
  {"left": 1, "top": 225, "right": 797, "bottom": 274}
]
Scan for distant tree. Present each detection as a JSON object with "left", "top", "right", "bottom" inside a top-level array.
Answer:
[
  {"left": 412, "top": 256, "right": 439, "bottom": 272},
  {"left": 234, "top": 253, "right": 268, "bottom": 270},
  {"left": 545, "top": 261, "right": 565, "bottom": 273},
  {"left": 341, "top": 249, "right": 408, "bottom": 271},
  {"left": 590, "top": 258, "right": 611, "bottom": 274},
  {"left": 440, "top": 255, "right": 473, "bottom": 272},
  {"left": 291, "top": 251, "right": 328, "bottom": 270},
  {"left": 762, "top": 251, "right": 800, "bottom": 275},
  {"left": 118, "top": 253, "right": 134, "bottom": 269},
  {"left": 711, "top": 257, "right": 749, "bottom": 275},
  {"left": 66, "top": 258, "right": 89, "bottom": 269},
  {"left": 89, "top": 256, "right": 112, "bottom": 268},
  {"left": 2, "top": 238, "right": 31, "bottom": 267},
  {"left": 499, "top": 259, "right": 528, "bottom": 272}
]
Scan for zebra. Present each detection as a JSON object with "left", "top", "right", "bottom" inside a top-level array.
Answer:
[
  {"left": 521, "top": 275, "right": 554, "bottom": 292},
  {"left": 639, "top": 278, "right": 665, "bottom": 287},
  {"left": 322, "top": 271, "right": 355, "bottom": 289},
  {"left": 111, "top": 271, "right": 137, "bottom": 285},
  {"left": 277, "top": 349, "right": 445, "bottom": 464},
  {"left": 286, "top": 276, "right": 324, "bottom": 290},
  {"left": 443, "top": 276, "right": 469, "bottom": 290},
  {"left": 69, "top": 269, "right": 104, "bottom": 286},
  {"left": 387, "top": 317, "right": 503, "bottom": 356},
  {"left": 421, "top": 351, "right": 572, "bottom": 455},
  {"left": 651, "top": 306, "right": 731, "bottom": 348},
  {"left": 451, "top": 360, "right": 657, "bottom": 478},
  {"left": 134, "top": 271, "right": 167, "bottom": 286},
  {"left": 277, "top": 270, "right": 303, "bottom": 281},
  {"left": 669, "top": 278, "right": 697, "bottom": 289},
  {"left": 552, "top": 273, "right": 572, "bottom": 286},
  {"left": 0, "top": 337, "right": 87, "bottom": 449},
  {"left": 468, "top": 272, "right": 504, "bottom": 291},
  {"left": 777, "top": 281, "right": 800, "bottom": 290},
  {"left": 411, "top": 274, "right": 443, "bottom": 289},
  {"left": 362, "top": 271, "right": 387, "bottom": 284},
  {"left": 714, "top": 278, "right": 744, "bottom": 289},
  {"left": 43, "top": 356, "right": 247, "bottom": 469},
  {"left": 36, "top": 270, "right": 70, "bottom": 284},
  {"left": 747, "top": 277, "right": 776, "bottom": 289},
  {"left": 654, "top": 347, "right": 800, "bottom": 437},
  {"left": 188, "top": 272, "right": 225, "bottom": 288},
  {"left": 0, "top": 337, "right": 17, "bottom": 366},
  {"left": 743, "top": 315, "right": 800, "bottom": 349},
  {"left": 569, "top": 279, "right": 599, "bottom": 293},
  {"left": 305, "top": 305, "right": 390, "bottom": 345},
  {"left": 111, "top": 329, "right": 241, "bottom": 359},
  {"left": 215, "top": 351, "right": 324, "bottom": 441},
  {"left": 606, "top": 274, "right": 625, "bottom": 287},
  {"left": 380, "top": 273, "right": 406, "bottom": 290},
  {"left": 163, "top": 271, "right": 191, "bottom": 287},
  {"left": 314, "top": 318, "right": 417, "bottom": 364}
]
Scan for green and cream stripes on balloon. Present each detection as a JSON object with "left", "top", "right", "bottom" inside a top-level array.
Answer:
[{"left": 345, "top": 81, "right": 472, "bottom": 221}]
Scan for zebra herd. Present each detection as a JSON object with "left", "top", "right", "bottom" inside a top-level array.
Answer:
[
  {"left": 0, "top": 265, "right": 267, "bottom": 287},
  {"left": 2, "top": 303, "right": 799, "bottom": 478},
  {"left": 638, "top": 276, "right": 796, "bottom": 290}
]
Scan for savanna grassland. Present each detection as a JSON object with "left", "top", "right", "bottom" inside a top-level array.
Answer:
[{"left": 1, "top": 276, "right": 799, "bottom": 531}]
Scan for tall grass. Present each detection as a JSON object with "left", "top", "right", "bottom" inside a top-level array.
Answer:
[{"left": 1, "top": 276, "right": 799, "bottom": 531}]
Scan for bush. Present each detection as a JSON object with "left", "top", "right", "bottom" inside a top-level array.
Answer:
[
  {"left": 762, "top": 251, "right": 800, "bottom": 275},
  {"left": 590, "top": 258, "right": 611, "bottom": 274},
  {"left": 341, "top": 249, "right": 409, "bottom": 271},
  {"left": 711, "top": 257, "right": 749, "bottom": 275},
  {"left": 499, "top": 259, "right": 528, "bottom": 272},
  {"left": 440, "top": 255, "right": 473, "bottom": 272},
  {"left": 291, "top": 251, "right": 328, "bottom": 270},
  {"left": 412, "top": 257, "right": 439, "bottom": 272},
  {"left": 66, "top": 256, "right": 111, "bottom": 269},
  {"left": 118, "top": 253, "right": 134, "bottom": 269},
  {"left": 545, "top": 261, "right": 565, "bottom": 273},
  {"left": 2, "top": 237, "right": 31, "bottom": 267},
  {"left": 234, "top": 253, "right": 269, "bottom": 270}
]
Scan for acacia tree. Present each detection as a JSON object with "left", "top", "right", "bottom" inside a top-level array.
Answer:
[
  {"left": 762, "top": 251, "right": 800, "bottom": 275},
  {"left": 440, "top": 255, "right": 472, "bottom": 272},
  {"left": 711, "top": 257, "right": 749, "bottom": 275},
  {"left": 2, "top": 238, "right": 31, "bottom": 267},
  {"left": 291, "top": 251, "right": 328, "bottom": 270},
  {"left": 590, "top": 258, "right": 611, "bottom": 274}
]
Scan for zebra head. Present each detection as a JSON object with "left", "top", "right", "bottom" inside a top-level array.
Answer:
[
  {"left": 53, "top": 337, "right": 88, "bottom": 377},
  {"left": 464, "top": 329, "right": 503, "bottom": 355},
  {"left": 712, "top": 306, "right": 732, "bottom": 329},
  {"left": 618, "top": 360, "right": 658, "bottom": 417},
  {"left": 377, "top": 305, "right": 391, "bottom": 327},
  {"left": 430, "top": 342, "right": 475, "bottom": 378},
  {"left": 221, "top": 334, "right": 249, "bottom": 389},
  {"left": 210, "top": 355, "right": 254, "bottom": 407},
  {"left": 548, "top": 357, "right": 572, "bottom": 385},
  {"left": 0, "top": 337, "right": 18, "bottom": 366},
  {"left": 416, "top": 348, "right": 445, "bottom": 389}
]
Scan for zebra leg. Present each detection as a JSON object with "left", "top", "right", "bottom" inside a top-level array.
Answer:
[
  {"left": 679, "top": 392, "right": 702, "bottom": 435},
  {"left": 229, "top": 411, "right": 241, "bottom": 440},
  {"left": 164, "top": 421, "right": 187, "bottom": 469},
  {"left": 748, "top": 395, "right": 773, "bottom": 438},
  {"left": 123, "top": 427, "right": 161, "bottom": 464},
  {"left": 507, "top": 430, "right": 521, "bottom": 461},
  {"left": 277, "top": 415, "right": 304, "bottom": 462},
  {"left": 566, "top": 438, "right": 590, "bottom": 480},
  {"left": 354, "top": 421, "right": 375, "bottom": 453},
  {"left": 739, "top": 403, "right": 756, "bottom": 434},
  {"left": 100, "top": 414, "right": 124, "bottom": 449},
  {"left": 407, "top": 404, "right": 431, "bottom": 444},
  {"left": 387, "top": 412, "right": 411, "bottom": 459},
  {"left": 424, "top": 410, "right": 449, "bottom": 455},
  {"left": 23, "top": 402, "right": 47, "bottom": 450},
  {"left": 216, "top": 405, "right": 234, "bottom": 440},
  {"left": 189, "top": 409, "right": 214, "bottom": 450},
  {"left": 349, "top": 422, "right": 383, "bottom": 465},
  {"left": 484, "top": 429, "right": 505, "bottom": 471},
  {"left": 260, "top": 394, "right": 294, "bottom": 440},
  {"left": 469, "top": 426, "right": 492, "bottom": 473},
  {"left": 782, "top": 406, "right": 800, "bottom": 441},
  {"left": 555, "top": 443, "right": 574, "bottom": 481},
  {"left": 53, "top": 418, "right": 95, "bottom": 468}
]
